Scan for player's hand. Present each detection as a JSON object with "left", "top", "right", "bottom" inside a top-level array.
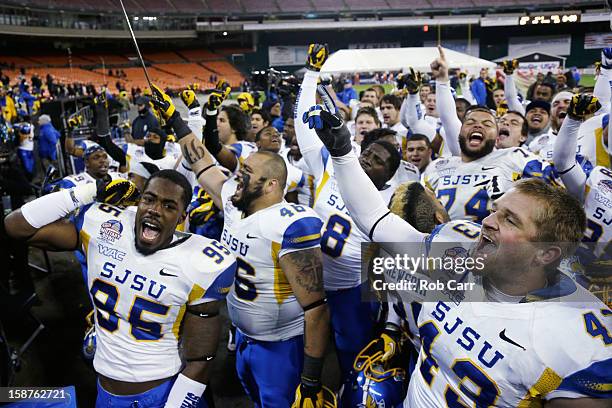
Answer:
[
  {"left": 94, "top": 89, "right": 107, "bottom": 107},
  {"left": 215, "top": 79, "right": 232, "bottom": 99},
  {"left": 404, "top": 67, "right": 422, "bottom": 95},
  {"left": 237, "top": 92, "right": 254, "bottom": 113},
  {"left": 484, "top": 77, "right": 497, "bottom": 93},
  {"left": 501, "top": 59, "right": 518, "bottom": 75},
  {"left": 567, "top": 94, "right": 601, "bottom": 121},
  {"left": 430, "top": 45, "right": 449, "bottom": 82},
  {"left": 67, "top": 115, "right": 82, "bottom": 130},
  {"left": 306, "top": 43, "right": 329, "bottom": 72},
  {"left": 602, "top": 48, "right": 612, "bottom": 69},
  {"left": 96, "top": 177, "right": 140, "bottom": 207},
  {"left": 180, "top": 89, "right": 200, "bottom": 110},
  {"left": 303, "top": 85, "right": 351, "bottom": 157},
  {"left": 150, "top": 84, "right": 176, "bottom": 120},
  {"left": 206, "top": 90, "right": 225, "bottom": 112},
  {"left": 187, "top": 194, "right": 215, "bottom": 226}
]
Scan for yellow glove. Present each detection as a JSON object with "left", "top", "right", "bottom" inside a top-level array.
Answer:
[
  {"left": 306, "top": 43, "right": 329, "bottom": 72},
  {"left": 501, "top": 59, "right": 518, "bottom": 75},
  {"left": 292, "top": 382, "right": 336, "bottom": 408},
  {"left": 237, "top": 92, "right": 255, "bottom": 113},
  {"left": 215, "top": 79, "right": 232, "bottom": 99},
  {"left": 96, "top": 177, "right": 140, "bottom": 207},
  {"left": 150, "top": 84, "right": 176, "bottom": 120},
  {"left": 180, "top": 89, "right": 200, "bottom": 110},
  {"left": 567, "top": 94, "right": 601, "bottom": 121}
]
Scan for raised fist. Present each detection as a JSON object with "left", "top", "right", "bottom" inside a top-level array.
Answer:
[
  {"left": 306, "top": 43, "right": 329, "bottom": 72},
  {"left": 215, "top": 79, "right": 232, "bottom": 99},
  {"left": 180, "top": 89, "right": 200, "bottom": 110},
  {"left": 567, "top": 94, "right": 601, "bottom": 121},
  {"left": 404, "top": 68, "right": 422, "bottom": 95},
  {"left": 501, "top": 59, "right": 518, "bottom": 75},
  {"left": 150, "top": 84, "right": 176, "bottom": 120}
]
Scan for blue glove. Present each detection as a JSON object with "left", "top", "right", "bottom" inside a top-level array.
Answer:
[
  {"left": 602, "top": 48, "right": 612, "bottom": 69},
  {"left": 302, "top": 87, "right": 351, "bottom": 157}
]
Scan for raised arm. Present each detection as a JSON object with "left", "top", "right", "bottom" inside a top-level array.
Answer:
[
  {"left": 4, "top": 178, "right": 138, "bottom": 251},
  {"left": 303, "top": 94, "right": 427, "bottom": 246},
  {"left": 151, "top": 85, "right": 228, "bottom": 209},
  {"left": 280, "top": 247, "right": 331, "bottom": 407},
  {"left": 553, "top": 94, "right": 601, "bottom": 201},
  {"left": 295, "top": 46, "right": 328, "bottom": 177},
  {"left": 399, "top": 68, "right": 425, "bottom": 129},
  {"left": 458, "top": 72, "right": 476, "bottom": 105},
  {"left": 431, "top": 47, "right": 461, "bottom": 157},
  {"left": 593, "top": 49, "right": 611, "bottom": 114},
  {"left": 501, "top": 60, "right": 526, "bottom": 115}
]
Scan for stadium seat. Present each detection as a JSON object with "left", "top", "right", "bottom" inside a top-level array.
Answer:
[
  {"left": 277, "top": 0, "right": 315, "bottom": 12},
  {"left": 169, "top": 0, "right": 207, "bottom": 12},
  {"left": 207, "top": 0, "right": 243, "bottom": 12},
  {"left": 311, "top": 0, "right": 349, "bottom": 11},
  {"left": 345, "top": 0, "right": 390, "bottom": 10},
  {"left": 242, "top": 0, "right": 280, "bottom": 13}
]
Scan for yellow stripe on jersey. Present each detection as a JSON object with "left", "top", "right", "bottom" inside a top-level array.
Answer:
[
  {"left": 517, "top": 367, "right": 562, "bottom": 408},
  {"left": 80, "top": 230, "right": 91, "bottom": 256},
  {"left": 172, "top": 304, "right": 186, "bottom": 340},
  {"left": 271, "top": 241, "right": 292, "bottom": 304},
  {"left": 188, "top": 283, "right": 206, "bottom": 303},
  {"left": 314, "top": 171, "right": 330, "bottom": 205},
  {"left": 292, "top": 233, "right": 321, "bottom": 244},
  {"left": 595, "top": 127, "right": 611, "bottom": 168}
]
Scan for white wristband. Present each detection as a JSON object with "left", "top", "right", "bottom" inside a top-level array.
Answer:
[
  {"left": 164, "top": 373, "right": 207, "bottom": 408},
  {"left": 21, "top": 183, "right": 97, "bottom": 229}
]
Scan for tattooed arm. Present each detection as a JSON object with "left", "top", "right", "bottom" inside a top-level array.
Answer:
[
  {"left": 178, "top": 133, "right": 228, "bottom": 210},
  {"left": 279, "top": 247, "right": 330, "bottom": 359}
]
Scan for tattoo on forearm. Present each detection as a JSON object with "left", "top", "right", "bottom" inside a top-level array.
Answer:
[
  {"left": 287, "top": 249, "right": 323, "bottom": 293},
  {"left": 182, "top": 138, "right": 207, "bottom": 165}
]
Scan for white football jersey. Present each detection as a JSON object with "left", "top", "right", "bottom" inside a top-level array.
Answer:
[
  {"left": 124, "top": 143, "right": 178, "bottom": 174},
  {"left": 72, "top": 203, "right": 236, "bottom": 382},
  {"left": 56, "top": 171, "right": 124, "bottom": 190},
  {"left": 228, "top": 141, "right": 257, "bottom": 167},
  {"left": 220, "top": 180, "right": 323, "bottom": 341},
  {"left": 577, "top": 166, "right": 612, "bottom": 268},
  {"left": 539, "top": 114, "right": 610, "bottom": 169},
  {"left": 311, "top": 148, "right": 390, "bottom": 290},
  {"left": 406, "top": 280, "right": 611, "bottom": 407},
  {"left": 423, "top": 147, "right": 558, "bottom": 222}
]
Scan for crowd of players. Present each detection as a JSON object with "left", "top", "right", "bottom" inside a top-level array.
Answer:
[{"left": 1, "top": 43, "right": 611, "bottom": 407}]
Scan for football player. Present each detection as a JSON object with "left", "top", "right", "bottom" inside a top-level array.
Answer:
[
  {"left": 554, "top": 94, "right": 610, "bottom": 299},
  {"left": 426, "top": 47, "right": 558, "bottom": 222},
  {"left": 3, "top": 170, "right": 236, "bottom": 407},
  {"left": 308, "top": 103, "right": 612, "bottom": 407},
  {"left": 299, "top": 44, "right": 401, "bottom": 383},
  {"left": 150, "top": 84, "right": 333, "bottom": 408}
]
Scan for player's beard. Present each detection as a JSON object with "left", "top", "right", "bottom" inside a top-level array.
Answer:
[
  {"left": 231, "top": 174, "right": 266, "bottom": 213},
  {"left": 459, "top": 134, "right": 496, "bottom": 160}
]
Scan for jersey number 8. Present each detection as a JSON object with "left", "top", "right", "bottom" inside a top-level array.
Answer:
[{"left": 321, "top": 214, "right": 352, "bottom": 258}]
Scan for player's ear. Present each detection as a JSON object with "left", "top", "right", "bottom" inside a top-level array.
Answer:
[
  {"left": 179, "top": 209, "right": 187, "bottom": 225},
  {"left": 533, "top": 245, "right": 562, "bottom": 268}
]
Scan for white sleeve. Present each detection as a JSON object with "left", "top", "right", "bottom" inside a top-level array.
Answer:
[
  {"left": 330, "top": 151, "right": 427, "bottom": 246},
  {"left": 593, "top": 68, "right": 611, "bottom": 115},
  {"left": 504, "top": 74, "right": 526, "bottom": 115},
  {"left": 295, "top": 70, "right": 326, "bottom": 178},
  {"left": 458, "top": 76, "right": 476, "bottom": 105},
  {"left": 436, "top": 81, "right": 461, "bottom": 157},
  {"left": 400, "top": 93, "right": 423, "bottom": 129},
  {"left": 552, "top": 117, "right": 586, "bottom": 201}
]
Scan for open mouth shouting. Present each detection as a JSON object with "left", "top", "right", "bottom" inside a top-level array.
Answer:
[
  {"left": 140, "top": 218, "right": 162, "bottom": 245},
  {"left": 474, "top": 233, "right": 497, "bottom": 258},
  {"left": 468, "top": 130, "right": 485, "bottom": 148}
]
